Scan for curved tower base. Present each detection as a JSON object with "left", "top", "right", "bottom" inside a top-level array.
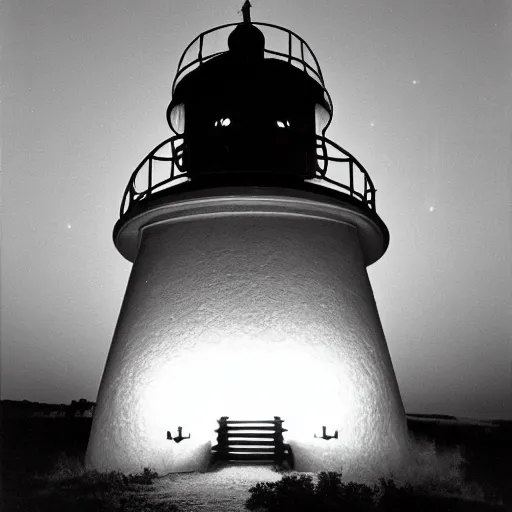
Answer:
[{"left": 86, "top": 188, "right": 410, "bottom": 476}]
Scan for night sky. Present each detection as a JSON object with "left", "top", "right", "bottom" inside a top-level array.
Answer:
[{"left": 2, "top": 0, "right": 511, "bottom": 420}]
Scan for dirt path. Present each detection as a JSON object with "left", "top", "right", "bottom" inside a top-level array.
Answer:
[{"left": 148, "top": 465, "right": 288, "bottom": 511}]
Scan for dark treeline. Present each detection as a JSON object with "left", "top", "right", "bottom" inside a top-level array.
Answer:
[{"left": 1, "top": 398, "right": 95, "bottom": 419}]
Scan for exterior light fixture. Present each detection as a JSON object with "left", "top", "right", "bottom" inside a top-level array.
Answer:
[
  {"left": 86, "top": 1, "right": 410, "bottom": 476},
  {"left": 315, "top": 426, "right": 339, "bottom": 440},
  {"left": 167, "top": 426, "right": 190, "bottom": 443}
]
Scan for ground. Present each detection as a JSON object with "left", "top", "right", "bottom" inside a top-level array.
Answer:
[
  {"left": 1, "top": 415, "right": 511, "bottom": 510},
  {"left": 149, "top": 464, "right": 285, "bottom": 511}
]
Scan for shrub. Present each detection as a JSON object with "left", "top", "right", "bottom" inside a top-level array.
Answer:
[
  {"left": 316, "top": 472, "right": 377, "bottom": 511},
  {"left": 43, "top": 452, "right": 87, "bottom": 482},
  {"left": 127, "top": 467, "right": 159, "bottom": 485},
  {"left": 246, "top": 474, "right": 317, "bottom": 512},
  {"left": 246, "top": 469, "right": 507, "bottom": 512},
  {"left": 396, "top": 439, "right": 465, "bottom": 494},
  {"left": 247, "top": 471, "right": 379, "bottom": 512},
  {"left": 41, "top": 455, "right": 158, "bottom": 490},
  {"left": 391, "top": 439, "right": 505, "bottom": 504}
]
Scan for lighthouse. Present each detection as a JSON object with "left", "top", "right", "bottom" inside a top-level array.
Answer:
[{"left": 86, "top": 4, "right": 410, "bottom": 476}]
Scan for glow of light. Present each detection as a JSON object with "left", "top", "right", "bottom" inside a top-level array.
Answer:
[
  {"left": 412, "top": 80, "right": 419, "bottom": 85},
  {"left": 276, "top": 120, "right": 285, "bottom": 128},
  {"left": 370, "top": 122, "right": 375, "bottom": 127},
  {"left": 429, "top": 206, "right": 435, "bottom": 212},
  {"left": 169, "top": 103, "right": 185, "bottom": 134},
  {"left": 139, "top": 339, "right": 358, "bottom": 449},
  {"left": 67, "top": 224, "right": 72, "bottom": 229},
  {"left": 315, "top": 104, "right": 329, "bottom": 135},
  {"left": 215, "top": 118, "right": 231, "bottom": 127}
]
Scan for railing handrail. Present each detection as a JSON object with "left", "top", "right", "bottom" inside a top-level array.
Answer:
[
  {"left": 119, "top": 135, "right": 185, "bottom": 217},
  {"left": 315, "top": 136, "right": 376, "bottom": 210},
  {"left": 170, "top": 22, "right": 333, "bottom": 130},
  {"left": 172, "top": 22, "right": 326, "bottom": 94},
  {"left": 119, "top": 134, "right": 377, "bottom": 218}
]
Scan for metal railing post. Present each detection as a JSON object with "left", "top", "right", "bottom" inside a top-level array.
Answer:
[
  {"left": 198, "top": 34, "right": 204, "bottom": 64},
  {"left": 349, "top": 160, "right": 354, "bottom": 197},
  {"left": 147, "top": 159, "right": 153, "bottom": 202},
  {"left": 215, "top": 416, "right": 229, "bottom": 460},
  {"left": 273, "top": 416, "right": 285, "bottom": 465}
]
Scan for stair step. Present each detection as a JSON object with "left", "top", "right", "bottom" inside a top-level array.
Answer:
[
  {"left": 213, "top": 444, "right": 276, "bottom": 451},
  {"left": 225, "top": 453, "right": 276, "bottom": 461},
  {"left": 226, "top": 426, "right": 276, "bottom": 431},
  {"left": 225, "top": 420, "right": 282, "bottom": 424},
  {"left": 224, "top": 447, "right": 276, "bottom": 453},
  {"left": 216, "top": 440, "right": 275, "bottom": 446},
  {"left": 223, "top": 433, "right": 276, "bottom": 438},
  {"left": 213, "top": 445, "right": 290, "bottom": 452}
]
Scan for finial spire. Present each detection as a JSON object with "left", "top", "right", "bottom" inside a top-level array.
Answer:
[{"left": 241, "top": 0, "right": 252, "bottom": 23}]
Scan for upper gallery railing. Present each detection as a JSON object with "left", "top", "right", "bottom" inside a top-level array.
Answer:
[
  {"left": 119, "top": 136, "right": 377, "bottom": 217},
  {"left": 171, "top": 22, "right": 333, "bottom": 127}
]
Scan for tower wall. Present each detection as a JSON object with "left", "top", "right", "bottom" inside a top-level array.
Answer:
[{"left": 86, "top": 191, "right": 409, "bottom": 476}]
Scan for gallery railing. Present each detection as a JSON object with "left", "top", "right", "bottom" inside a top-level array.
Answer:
[
  {"left": 119, "top": 135, "right": 377, "bottom": 217},
  {"left": 171, "top": 22, "right": 333, "bottom": 125}
]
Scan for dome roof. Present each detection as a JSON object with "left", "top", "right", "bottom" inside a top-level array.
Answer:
[{"left": 227, "top": 22, "right": 265, "bottom": 60}]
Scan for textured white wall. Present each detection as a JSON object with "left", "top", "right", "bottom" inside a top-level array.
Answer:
[{"left": 86, "top": 200, "right": 409, "bottom": 475}]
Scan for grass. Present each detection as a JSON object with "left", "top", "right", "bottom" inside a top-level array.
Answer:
[
  {"left": 6, "top": 453, "right": 178, "bottom": 511},
  {"left": 391, "top": 438, "right": 474, "bottom": 499}
]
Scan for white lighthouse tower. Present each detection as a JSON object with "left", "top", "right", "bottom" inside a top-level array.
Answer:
[{"left": 86, "top": 4, "right": 410, "bottom": 476}]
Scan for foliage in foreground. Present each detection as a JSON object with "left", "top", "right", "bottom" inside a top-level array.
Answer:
[
  {"left": 9, "top": 453, "right": 179, "bottom": 511},
  {"left": 246, "top": 471, "right": 507, "bottom": 512}
]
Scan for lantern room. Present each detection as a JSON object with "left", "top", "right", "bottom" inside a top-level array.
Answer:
[{"left": 166, "top": 10, "right": 333, "bottom": 180}]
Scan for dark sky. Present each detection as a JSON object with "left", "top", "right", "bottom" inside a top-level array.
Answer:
[{"left": 2, "top": 0, "right": 511, "bottom": 420}]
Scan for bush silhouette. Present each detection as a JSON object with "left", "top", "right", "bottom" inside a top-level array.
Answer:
[
  {"left": 246, "top": 471, "right": 506, "bottom": 512},
  {"left": 247, "top": 471, "right": 379, "bottom": 511},
  {"left": 246, "top": 474, "right": 317, "bottom": 511}
]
